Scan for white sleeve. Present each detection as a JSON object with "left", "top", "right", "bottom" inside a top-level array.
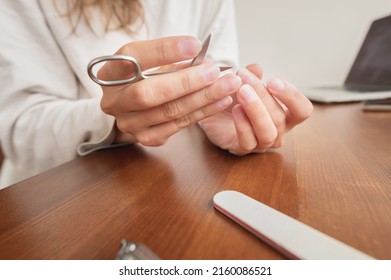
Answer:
[
  {"left": 0, "top": 1, "right": 115, "bottom": 174},
  {"left": 202, "top": 0, "right": 240, "bottom": 70}
]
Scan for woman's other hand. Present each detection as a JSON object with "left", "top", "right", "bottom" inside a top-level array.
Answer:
[{"left": 199, "top": 64, "right": 313, "bottom": 155}]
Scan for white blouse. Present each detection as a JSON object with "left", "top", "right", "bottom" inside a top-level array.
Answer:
[{"left": 0, "top": 0, "right": 239, "bottom": 188}]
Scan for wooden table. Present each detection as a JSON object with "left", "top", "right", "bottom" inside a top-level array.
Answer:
[{"left": 0, "top": 103, "right": 390, "bottom": 260}]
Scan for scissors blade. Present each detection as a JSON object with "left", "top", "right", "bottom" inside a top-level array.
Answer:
[
  {"left": 190, "top": 34, "right": 211, "bottom": 67},
  {"left": 190, "top": 34, "right": 232, "bottom": 72}
]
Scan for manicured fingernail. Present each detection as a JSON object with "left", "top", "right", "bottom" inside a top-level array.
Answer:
[
  {"left": 178, "top": 38, "right": 202, "bottom": 56},
  {"left": 237, "top": 68, "right": 257, "bottom": 84},
  {"left": 222, "top": 75, "right": 242, "bottom": 92},
  {"left": 268, "top": 78, "right": 286, "bottom": 92},
  {"left": 201, "top": 63, "right": 220, "bottom": 82},
  {"left": 239, "top": 84, "right": 258, "bottom": 103}
]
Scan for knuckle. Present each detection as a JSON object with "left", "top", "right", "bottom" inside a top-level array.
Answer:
[
  {"left": 115, "top": 119, "right": 129, "bottom": 133},
  {"left": 175, "top": 115, "right": 192, "bottom": 129},
  {"left": 118, "top": 120, "right": 138, "bottom": 134},
  {"left": 201, "top": 87, "right": 215, "bottom": 103},
  {"left": 115, "top": 118, "right": 135, "bottom": 134},
  {"left": 200, "top": 105, "right": 211, "bottom": 118},
  {"left": 155, "top": 40, "right": 169, "bottom": 62},
  {"left": 180, "top": 73, "right": 192, "bottom": 92},
  {"left": 100, "top": 97, "right": 114, "bottom": 115},
  {"left": 162, "top": 101, "right": 182, "bottom": 120},
  {"left": 136, "top": 133, "right": 166, "bottom": 147}
]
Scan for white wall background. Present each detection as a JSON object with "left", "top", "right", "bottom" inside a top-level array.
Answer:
[{"left": 234, "top": 0, "right": 391, "bottom": 87}]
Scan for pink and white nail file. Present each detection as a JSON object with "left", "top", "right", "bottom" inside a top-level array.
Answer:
[{"left": 213, "top": 190, "right": 374, "bottom": 260}]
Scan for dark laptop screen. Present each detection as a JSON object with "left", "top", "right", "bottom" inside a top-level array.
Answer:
[{"left": 345, "top": 15, "right": 391, "bottom": 91}]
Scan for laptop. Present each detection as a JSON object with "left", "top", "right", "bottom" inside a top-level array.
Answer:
[{"left": 304, "top": 15, "right": 391, "bottom": 103}]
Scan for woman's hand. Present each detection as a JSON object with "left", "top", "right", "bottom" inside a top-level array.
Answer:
[
  {"left": 198, "top": 64, "right": 313, "bottom": 155},
  {"left": 97, "top": 36, "right": 241, "bottom": 146}
]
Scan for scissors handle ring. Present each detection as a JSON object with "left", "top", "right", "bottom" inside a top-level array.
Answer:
[{"left": 87, "top": 54, "right": 143, "bottom": 86}]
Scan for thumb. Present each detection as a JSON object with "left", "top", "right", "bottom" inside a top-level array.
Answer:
[{"left": 97, "top": 36, "right": 202, "bottom": 85}]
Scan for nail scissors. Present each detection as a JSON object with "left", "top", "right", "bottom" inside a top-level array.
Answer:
[{"left": 87, "top": 34, "right": 231, "bottom": 86}]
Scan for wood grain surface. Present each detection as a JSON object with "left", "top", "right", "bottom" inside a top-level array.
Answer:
[{"left": 0, "top": 103, "right": 390, "bottom": 259}]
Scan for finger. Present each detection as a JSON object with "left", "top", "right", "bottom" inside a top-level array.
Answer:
[
  {"left": 237, "top": 67, "right": 284, "bottom": 115},
  {"left": 231, "top": 104, "right": 258, "bottom": 154},
  {"left": 237, "top": 68, "right": 285, "bottom": 144},
  {"left": 101, "top": 62, "right": 221, "bottom": 114},
  {"left": 133, "top": 96, "right": 234, "bottom": 146},
  {"left": 244, "top": 64, "right": 264, "bottom": 79},
  {"left": 267, "top": 78, "right": 314, "bottom": 130},
  {"left": 236, "top": 84, "right": 278, "bottom": 149},
  {"left": 98, "top": 36, "right": 202, "bottom": 84},
  {"left": 118, "top": 74, "right": 241, "bottom": 132}
]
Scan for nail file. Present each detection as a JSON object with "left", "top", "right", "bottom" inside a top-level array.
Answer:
[{"left": 213, "top": 190, "right": 374, "bottom": 260}]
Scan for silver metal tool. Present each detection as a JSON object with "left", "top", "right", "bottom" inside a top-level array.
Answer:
[
  {"left": 87, "top": 34, "right": 231, "bottom": 86},
  {"left": 116, "top": 240, "right": 160, "bottom": 260}
]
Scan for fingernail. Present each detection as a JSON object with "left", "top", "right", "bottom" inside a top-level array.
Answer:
[
  {"left": 239, "top": 84, "right": 258, "bottom": 103},
  {"left": 178, "top": 37, "right": 202, "bottom": 56},
  {"left": 268, "top": 78, "right": 286, "bottom": 92},
  {"left": 237, "top": 68, "right": 257, "bottom": 84},
  {"left": 222, "top": 75, "right": 242, "bottom": 93},
  {"left": 201, "top": 63, "right": 220, "bottom": 82}
]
